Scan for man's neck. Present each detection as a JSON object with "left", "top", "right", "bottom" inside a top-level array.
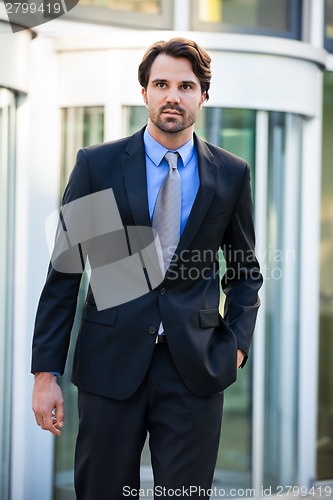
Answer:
[{"left": 147, "top": 122, "right": 194, "bottom": 151}]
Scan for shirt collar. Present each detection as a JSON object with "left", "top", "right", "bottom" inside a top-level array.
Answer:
[{"left": 143, "top": 127, "right": 194, "bottom": 167}]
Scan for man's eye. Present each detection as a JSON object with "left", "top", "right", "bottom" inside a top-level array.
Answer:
[
  {"left": 157, "top": 82, "right": 166, "bottom": 88},
  {"left": 182, "top": 85, "right": 191, "bottom": 90}
]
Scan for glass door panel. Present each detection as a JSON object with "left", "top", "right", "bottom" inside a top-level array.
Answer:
[
  {"left": 317, "top": 72, "right": 333, "bottom": 480},
  {"left": 201, "top": 108, "right": 256, "bottom": 491},
  {"left": 54, "top": 106, "right": 104, "bottom": 500},
  {"left": 263, "top": 112, "right": 302, "bottom": 489}
]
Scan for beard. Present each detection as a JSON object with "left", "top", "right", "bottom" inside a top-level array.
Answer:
[{"left": 146, "top": 103, "right": 200, "bottom": 134}]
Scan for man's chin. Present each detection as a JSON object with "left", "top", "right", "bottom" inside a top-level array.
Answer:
[{"left": 156, "top": 120, "right": 185, "bottom": 134}]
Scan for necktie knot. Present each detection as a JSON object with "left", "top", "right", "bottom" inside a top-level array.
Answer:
[{"left": 165, "top": 151, "right": 179, "bottom": 171}]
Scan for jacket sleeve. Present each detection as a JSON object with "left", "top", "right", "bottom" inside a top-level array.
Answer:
[
  {"left": 221, "top": 164, "right": 263, "bottom": 366},
  {"left": 31, "top": 149, "right": 92, "bottom": 375}
]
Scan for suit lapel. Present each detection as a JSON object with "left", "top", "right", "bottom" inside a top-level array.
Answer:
[
  {"left": 121, "top": 127, "right": 151, "bottom": 228},
  {"left": 176, "top": 134, "right": 218, "bottom": 255}
]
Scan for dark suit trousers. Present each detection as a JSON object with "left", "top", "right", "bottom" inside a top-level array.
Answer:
[{"left": 74, "top": 343, "right": 224, "bottom": 500}]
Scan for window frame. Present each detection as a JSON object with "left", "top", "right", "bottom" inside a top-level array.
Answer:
[
  {"left": 190, "top": 0, "right": 302, "bottom": 40},
  {"left": 64, "top": 0, "right": 173, "bottom": 30},
  {"left": 0, "top": 87, "right": 16, "bottom": 500}
]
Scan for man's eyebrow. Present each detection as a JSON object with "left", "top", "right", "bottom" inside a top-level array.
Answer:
[
  {"left": 151, "top": 78, "right": 198, "bottom": 86},
  {"left": 181, "top": 80, "right": 198, "bottom": 86}
]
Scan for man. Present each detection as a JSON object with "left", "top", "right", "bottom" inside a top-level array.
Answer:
[{"left": 32, "top": 38, "right": 262, "bottom": 499}]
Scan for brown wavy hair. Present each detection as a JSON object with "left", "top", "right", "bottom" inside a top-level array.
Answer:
[{"left": 138, "top": 38, "right": 212, "bottom": 101}]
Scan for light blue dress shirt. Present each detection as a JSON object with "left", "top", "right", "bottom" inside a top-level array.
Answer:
[{"left": 143, "top": 128, "right": 200, "bottom": 235}]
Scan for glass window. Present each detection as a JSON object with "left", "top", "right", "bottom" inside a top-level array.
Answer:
[
  {"left": 54, "top": 106, "right": 104, "bottom": 500},
  {"left": 79, "top": 0, "right": 160, "bottom": 14},
  {"left": 0, "top": 88, "right": 16, "bottom": 500},
  {"left": 67, "top": 0, "right": 171, "bottom": 29},
  {"left": 60, "top": 107, "right": 104, "bottom": 190},
  {"left": 317, "top": 72, "right": 333, "bottom": 480},
  {"left": 263, "top": 112, "right": 302, "bottom": 489},
  {"left": 191, "top": 0, "right": 301, "bottom": 39},
  {"left": 124, "top": 105, "right": 256, "bottom": 492},
  {"left": 197, "top": 108, "right": 256, "bottom": 178},
  {"left": 325, "top": 0, "right": 333, "bottom": 51}
]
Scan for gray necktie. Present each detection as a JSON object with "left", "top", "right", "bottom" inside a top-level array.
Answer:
[{"left": 153, "top": 151, "right": 181, "bottom": 272}]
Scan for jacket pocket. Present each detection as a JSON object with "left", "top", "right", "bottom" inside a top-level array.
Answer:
[
  {"left": 199, "top": 308, "right": 220, "bottom": 328},
  {"left": 82, "top": 302, "right": 118, "bottom": 327}
]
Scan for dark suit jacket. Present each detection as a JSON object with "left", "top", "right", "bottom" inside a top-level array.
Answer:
[{"left": 31, "top": 127, "right": 262, "bottom": 399}]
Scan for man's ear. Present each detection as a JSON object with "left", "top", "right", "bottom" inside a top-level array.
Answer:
[
  {"left": 142, "top": 87, "right": 148, "bottom": 106},
  {"left": 200, "top": 91, "right": 207, "bottom": 108}
]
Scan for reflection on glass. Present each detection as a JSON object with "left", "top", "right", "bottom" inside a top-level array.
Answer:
[
  {"left": 317, "top": 72, "right": 333, "bottom": 480},
  {"left": 197, "top": 0, "right": 290, "bottom": 32},
  {"left": 0, "top": 88, "right": 15, "bottom": 500},
  {"left": 263, "top": 112, "right": 301, "bottom": 489},
  {"left": 79, "top": 0, "right": 161, "bottom": 14},
  {"left": 199, "top": 108, "right": 256, "bottom": 185},
  {"left": 60, "top": 107, "right": 104, "bottom": 189},
  {"left": 125, "top": 105, "right": 256, "bottom": 490},
  {"left": 326, "top": 0, "right": 333, "bottom": 38},
  {"left": 202, "top": 108, "right": 255, "bottom": 490},
  {"left": 54, "top": 107, "right": 104, "bottom": 500}
]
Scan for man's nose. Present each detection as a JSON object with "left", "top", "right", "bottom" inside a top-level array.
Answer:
[{"left": 166, "top": 87, "right": 180, "bottom": 104}]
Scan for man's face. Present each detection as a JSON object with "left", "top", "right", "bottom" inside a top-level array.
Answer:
[{"left": 142, "top": 54, "right": 206, "bottom": 138}]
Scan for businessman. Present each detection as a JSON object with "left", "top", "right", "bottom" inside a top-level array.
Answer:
[{"left": 32, "top": 38, "right": 262, "bottom": 499}]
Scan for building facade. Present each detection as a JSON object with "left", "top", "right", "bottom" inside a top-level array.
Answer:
[{"left": 0, "top": 1, "right": 332, "bottom": 499}]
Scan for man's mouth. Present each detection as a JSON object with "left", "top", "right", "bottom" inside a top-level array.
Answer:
[{"left": 162, "top": 109, "right": 182, "bottom": 115}]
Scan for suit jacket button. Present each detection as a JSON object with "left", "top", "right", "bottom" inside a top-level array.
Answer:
[
  {"left": 160, "top": 288, "right": 166, "bottom": 296},
  {"left": 148, "top": 326, "right": 156, "bottom": 335}
]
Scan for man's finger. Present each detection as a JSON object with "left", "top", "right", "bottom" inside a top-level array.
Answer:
[
  {"left": 41, "top": 414, "right": 62, "bottom": 436},
  {"left": 55, "top": 401, "right": 65, "bottom": 428},
  {"left": 34, "top": 414, "right": 43, "bottom": 428}
]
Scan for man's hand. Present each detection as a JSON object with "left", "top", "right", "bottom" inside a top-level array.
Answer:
[
  {"left": 32, "top": 372, "right": 64, "bottom": 436},
  {"left": 237, "top": 349, "right": 245, "bottom": 369}
]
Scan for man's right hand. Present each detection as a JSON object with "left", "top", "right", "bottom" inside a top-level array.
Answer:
[{"left": 32, "top": 372, "right": 65, "bottom": 436}]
